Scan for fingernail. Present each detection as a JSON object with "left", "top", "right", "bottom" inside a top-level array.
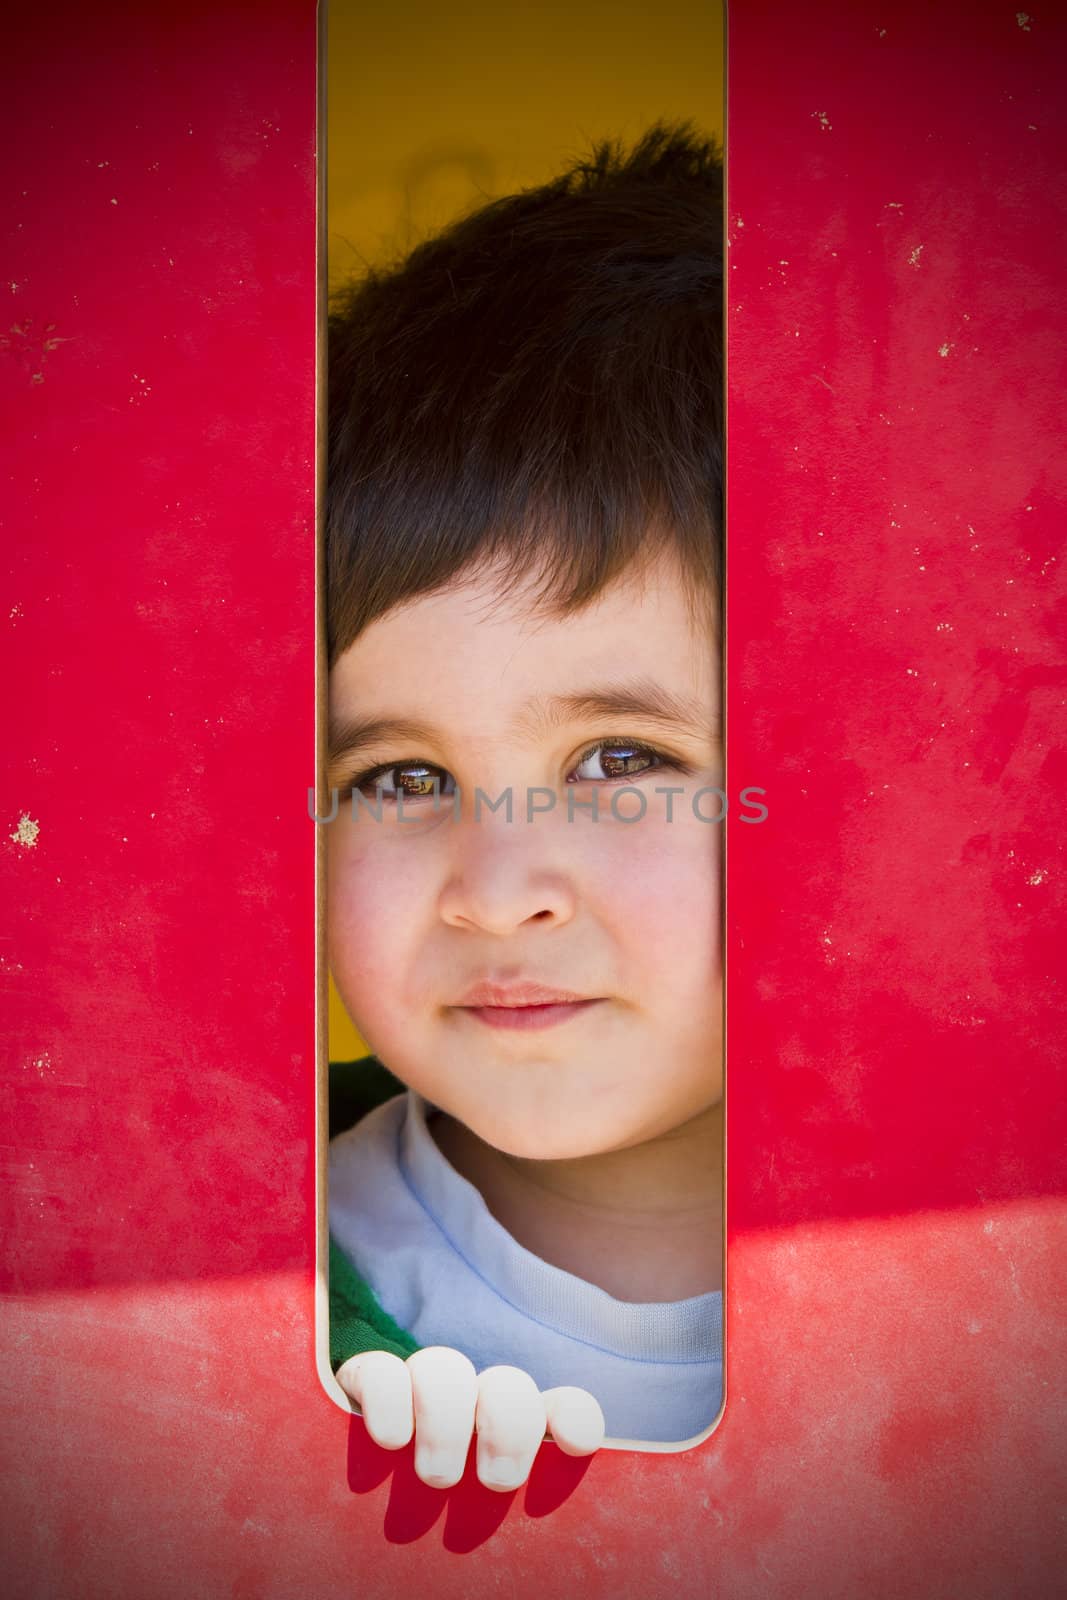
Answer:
[
  {"left": 416, "top": 1449, "right": 458, "bottom": 1487},
  {"left": 480, "top": 1456, "right": 522, "bottom": 1491}
]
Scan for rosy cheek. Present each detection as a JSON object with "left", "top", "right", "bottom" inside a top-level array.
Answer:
[
  {"left": 328, "top": 855, "right": 395, "bottom": 989},
  {"left": 596, "top": 808, "right": 720, "bottom": 886},
  {"left": 591, "top": 821, "right": 717, "bottom": 940}
]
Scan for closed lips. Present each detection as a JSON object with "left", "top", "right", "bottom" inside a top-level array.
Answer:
[{"left": 456, "top": 982, "right": 595, "bottom": 1007}]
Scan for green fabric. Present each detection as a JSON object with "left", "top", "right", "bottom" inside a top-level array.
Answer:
[
  {"left": 329, "top": 1234, "right": 421, "bottom": 1365},
  {"left": 328, "top": 1055, "right": 423, "bottom": 1369}
]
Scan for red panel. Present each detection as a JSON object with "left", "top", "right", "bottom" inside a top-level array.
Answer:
[{"left": 2, "top": 2, "right": 1064, "bottom": 1595}]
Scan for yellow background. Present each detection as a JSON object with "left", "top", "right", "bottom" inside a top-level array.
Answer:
[{"left": 326, "top": 0, "right": 724, "bottom": 1058}]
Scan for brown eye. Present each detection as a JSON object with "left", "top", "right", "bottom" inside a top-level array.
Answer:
[
  {"left": 571, "top": 742, "right": 660, "bottom": 782},
  {"left": 352, "top": 762, "right": 456, "bottom": 802}
]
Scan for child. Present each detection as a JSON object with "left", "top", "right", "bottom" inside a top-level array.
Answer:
[{"left": 325, "top": 120, "right": 724, "bottom": 1493}]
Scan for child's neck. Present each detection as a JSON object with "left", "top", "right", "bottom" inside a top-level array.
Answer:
[{"left": 428, "top": 1103, "right": 723, "bottom": 1302}]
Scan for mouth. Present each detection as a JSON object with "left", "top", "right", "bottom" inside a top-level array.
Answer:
[
  {"left": 455, "top": 998, "right": 604, "bottom": 1032},
  {"left": 450, "top": 977, "right": 606, "bottom": 1031}
]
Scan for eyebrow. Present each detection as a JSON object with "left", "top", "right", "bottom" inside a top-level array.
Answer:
[{"left": 328, "top": 679, "right": 719, "bottom": 767}]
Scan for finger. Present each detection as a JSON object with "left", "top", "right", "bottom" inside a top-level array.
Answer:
[
  {"left": 474, "top": 1366, "right": 549, "bottom": 1492},
  {"left": 541, "top": 1386, "right": 606, "bottom": 1456},
  {"left": 336, "top": 1351, "right": 414, "bottom": 1450},
  {"left": 406, "top": 1346, "right": 479, "bottom": 1488}
]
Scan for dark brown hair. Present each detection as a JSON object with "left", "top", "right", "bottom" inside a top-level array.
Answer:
[{"left": 326, "top": 118, "right": 723, "bottom": 669}]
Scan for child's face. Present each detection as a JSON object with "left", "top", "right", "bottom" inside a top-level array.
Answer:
[{"left": 327, "top": 548, "right": 722, "bottom": 1161}]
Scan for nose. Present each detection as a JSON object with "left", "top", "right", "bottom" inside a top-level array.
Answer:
[{"left": 436, "top": 811, "right": 578, "bottom": 935}]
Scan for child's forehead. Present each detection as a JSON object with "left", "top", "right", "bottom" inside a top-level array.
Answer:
[{"left": 329, "top": 553, "right": 718, "bottom": 747}]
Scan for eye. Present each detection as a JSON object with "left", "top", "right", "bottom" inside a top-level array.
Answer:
[
  {"left": 569, "top": 740, "right": 673, "bottom": 783},
  {"left": 346, "top": 761, "right": 456, "bottom": 804}
]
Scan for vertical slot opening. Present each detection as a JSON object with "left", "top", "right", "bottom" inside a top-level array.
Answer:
[{"left": 317, "top": 0, "right": 726, "bottom": 1463}]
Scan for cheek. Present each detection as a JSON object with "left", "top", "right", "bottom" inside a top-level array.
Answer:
[
  {"left": 327, "top": 836, "right": 427, "bottom": 1012},
  {"left": 595, "top": 816, "right": 722, "bottom": 985}
]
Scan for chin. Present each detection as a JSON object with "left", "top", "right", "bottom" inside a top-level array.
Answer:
[
  {"left": 492, "top": 1133, "right": 598, "bottom": 1162},
  {"left": 470, "top": 1112, "right": 631, "bottom": 1164}
]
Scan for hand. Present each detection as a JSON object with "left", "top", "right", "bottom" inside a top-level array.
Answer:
[{"left": 336, "top": 1345, "right": 606, "bottom": 1491}]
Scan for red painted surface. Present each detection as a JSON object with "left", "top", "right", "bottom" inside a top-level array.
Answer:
[{"left": 2, "top": 1, "right": 1064, "bottom": 1595}]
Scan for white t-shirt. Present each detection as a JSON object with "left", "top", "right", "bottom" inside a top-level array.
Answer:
[{"left": 329, "top": 1089, "right": 723, "bottom": 1445}]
